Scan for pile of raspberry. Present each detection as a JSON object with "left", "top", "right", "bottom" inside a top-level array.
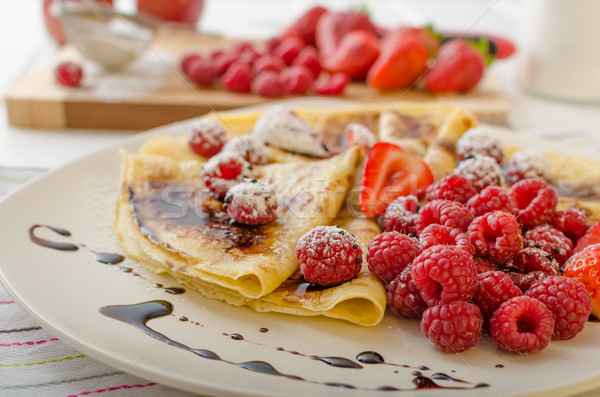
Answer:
[
  {"left": 181, "top": 38, "right": 348, "bottom": 97},
  {"left": 371, "top": 128, "right": 593, "bottom": 354}
]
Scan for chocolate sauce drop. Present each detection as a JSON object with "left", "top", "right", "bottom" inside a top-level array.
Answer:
[
  {"left": 414, "top": 376, "right": 438, "bottom": 389},
  {"left": 495, "top": 364, "right": 504, "bottom": 368},
  {"left": 92, "top": 252, "right": 125, "bottom": 265},
  {"left": 259, "top": 328, "right": 268, "bottom": 333},
  {"left": 356, "top": 351, "right": 384, "bottom": 364},
  {"left": 29, "top": 225, "right": 79, "bottom": 251},
  {"left": 164, "top": 287, "right": 186, "bottom": 295},
  {"left": 309, "top": 356, "right": 362, "bottom": 369},
  {"left": 431, "top": 373, "right": 468, "bottom": 383},
  {"left": 228, "top": 333, "right": 244, "bottom": 341}
]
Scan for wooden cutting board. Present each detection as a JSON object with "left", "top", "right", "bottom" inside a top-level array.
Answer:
[{"left": 5, "top": 29, "right": 511, "bottom": 131}]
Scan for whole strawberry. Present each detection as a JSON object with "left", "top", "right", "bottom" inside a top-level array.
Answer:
[
  {"left": 563, "top": 243, "right": 600, "bottom": 317},
  {"left": 424, "top": 39, "right": 485, "bottom": 93},
  {"left": 323, "top": 30, "right": 380, "bottom": 80},
  {"left": 280, "top": 6, "right": 328, "bottom": 46},
  {"left": 315, "top": 10, "right": 377, "bottom": 55}
]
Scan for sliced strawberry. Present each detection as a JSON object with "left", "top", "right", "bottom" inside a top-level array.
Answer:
[
  {"left": 323, "top": 30, "right": 380, "bottom": 79},
  {"left": 315, "top": 11, "right": 377, "bottom": 55},
  {"left": 359, "top": 142, "right": 433, "bottom": 218},
  {"left": 280, "top": 6, "right": 328, "bottom": 46},
  {"left": 574, "top": 219, "right": 600, "bottom": 254}
]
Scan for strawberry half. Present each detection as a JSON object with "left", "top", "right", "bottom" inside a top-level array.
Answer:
[
  {"left": 574, "top": 219, "right": 600, "bottom": 254},
  {"left": 359, "top": 142, "right": 433, "bottom": 218}
]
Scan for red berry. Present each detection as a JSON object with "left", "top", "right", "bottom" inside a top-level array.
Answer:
[
  {"left": 552, "top": 209, "right": 589, "bottom": 246},
  {"left": 490, "top": 295, "right": 554, "bottom": 354},
  {"left": 224, "top": 178, "right": 277, "bottom": 225},
  {"left": 563, "top": 243, "right": 600, "bottom": 316},
  {"left": 574, "top": 219, "right": 600, "bottom": 254},
  {"left": 254, "top": 71, "right": 286, "bottom": 97},
  {"left": 424, "top": 174, "right": 477, "bottom": 204},
  {"left": 274, "top": 37, "right": 305, "bottom": 66},
  {"left": 180, "top": 53, "right": 202, "bottom": 75},
  {"left": 525, "top": 276, "right": 592, "bottom": 340},
  {"left": 472, "top": 271, "right": 522, "bottom": 327},
  {"left": 264, "top": 37, "right": 282, "bottom": 55},
  {"left": 253, "top": 55, "right": 286, "bottom": 76},
  {"left": 421, "top": 301, "right": 483, "bottom": 353},
  {"left": 239, "top": 47, "right": 261, "bottom": 66},
  {"left": 523, "top": 225, "right": 573, "bottom": 266},
  {"left": 314, "top": 73, "right": 348, "bottom": 95},
  {"left": 201, "top": 152, "right": 252, "bottom": 199},
  {"left": 411, "top": 245, "right": 478, "bottom": 307},
  {"left": 213, "top": 51, "right": 238, "bottom": 75},
  {"left": 456, "top": 127, "right": 504, "bottom": 164},
  {"left": 295, "top": 226, "right": 363, "bottom": 286},
  {"left": 55, "top": 62, "right": 83, "bottom": 87},
  {"left": 291, "top": 46, "right": 322, "bottom": 78},
  {"left": 415, "top": 199, "right": 474, "bottom": 235},
  {"left": 323, "top": 30, "right": 380, "bottom": 80},
  {"left": 508, "top": 247, "right": 560, "bottom": 279},
  {"left": 282, "top": 65, "right": 315, "bottom": 94},
  {"left": 468, "top": 211, "right": 523, "bottom": 263},
  {"left": 387, "top": 266, "right": 428, "bottom": 319},
  {"left": 508, "top": 178, "right": 558, "bottom": 230},
  {"left": 381, "top": 195, "right": 419, "bottom": 235},
  {"left": 419, "top": 224, "right": 473, "bottom": 255},
  {"left": 231, "top": 41, "right": 253, "bottom": 54},
  {"left": 453, "top": 154, "right": 504, "bottom": 192},
  {"left": 505, "top": 149, "right": 549, "bottom": 185},
  {"left": 222, "top": 135, "right": 269, "bottom": 165},
  {"left": 474, "top": 256, "right": 497, "bottom": 273},
  {"left": 221, "top": 62, "right": 252, "bottom": 93},
  {"left": 366, "top": 231, "right": 421, "bottom": 285},
  {"left": 280, "top": 6, "right": 328, "bottom": 46},
  {"left": 187, "top": 57, "right": 219, "bottom": 86},
  {"left": 466, "top": 186, "right": 516, "bottom": 218},
  {"left": 424, "top": 39, "right": 485, "bottom": 93},
  {"left": 188, "top": 119, "right": 226, "bottom": 157}
]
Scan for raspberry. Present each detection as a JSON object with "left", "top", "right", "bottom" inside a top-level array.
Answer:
[
  {"left": 424, "top": 174, "right": 477, "bottom": 204},
  {"left": 453, "top": 154, "right": 504, "bottom": 192},
  {"left": 415, "top": 199, "right": 473, "bottom": 235},
  {"left": 238, "top": 47, "right": 261, "bottom": 66},
  {"left": 552, "top": 209, "right": 589, "bottom": 246},
  {"left": 386, "top": 266, "right": 428, "bottom": 319},
  {"left": 419, "top": 224, "right": 473, "bottom": 256},
  {"left": 180, "top": 53, "right": 202, "bottom": 75},
  {"left": 187, "top": 57, "right": 219, "bottom": 86},
  {"left": 296, "top": 226, "right": 363, "bottom": 286},
  {"left": 381, "top": 195, "right": 419, "bottom": 235},
  {"left": 254, "top": 71, "right": 286, "bottom": 97},
  {"left": 224, "top": 178, "right": 277, "bottom": 225},
  {"left": 474, "top": 256, "right": 497, "bottom": 273},
  {"left": 472, "top": 271, "right": 522, "bottom": 326},
  {"left": 505, "top": 149, "right": 549, "bottom": 185},
  {"left": 282, "top": 65, "right": 315, "bottom": 94},
  {"left": 411, "top": 245, "right": 478, "bottom": 307},
  {"left": 466, "top": 186, "right": 516, "bottom": 218},
  {"left": 525, "top": 276, "right": 592, "bottom": 340},
  {"left": 489, "top": 295, "right": 555, "bottom": 354},
  {"left": 291, "top": 46, "right": 322, "bottom": 78},
  {"left": 253, "top": 55, "right": 286, "bottom": 75},
  {"left": 456, "top": 127, "right": 504, "bottom": 164},
  {"left": 523, "top": 225, "right": 572, "bottom": 265},
  {"left": 214, "top": 51, "right": 238, "bottom": 75},
  {"left": 221, "top": 62, "right": 252, "bottom": 93},
  {"left": 274, "top": 37, "right": 304, "bottom": 65},
  {"left": 314, "top": 73, "right": 348, "bottom": 95},
  {"left": 55, "top": 62, "right": 83, "bottom": 87},
  {"left": 366, "top": 231, "right": 421, "bottom": 285},
  {"left": 508, "top": 247, "right": 560, "bottom": 277},
  {"left": 201, "top": 152, "right": 252, "bottom": 199},
  {"left": 188, "top": 119, "right": 226, "bottom": 157},
  {"left": 468, "top": 211, "right": 523, "bottom": 264},
  {"left": 222, "top": 135, "right": 269, "bottom": 165},
  {"left": 231, "top": 41, "right": 253, "bottom": 54},
  {"left": 264, "top": 37, "right": 282, "bottom": 55},
  {"left": 506, "top": 272, "right": 547, "bottom": 294},
  {"left": 508, "top": 178, "right": 558, "bottom": 230},
  {"left": 421, "top": 301, "right": 483, "bottom": 353}
]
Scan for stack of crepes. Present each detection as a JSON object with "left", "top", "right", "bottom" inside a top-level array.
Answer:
[{"left": 114, "top": 102, "right": 477, "bottom": 326}]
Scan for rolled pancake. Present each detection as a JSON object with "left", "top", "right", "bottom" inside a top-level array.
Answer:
[{"left": 115, "top": 147, "right": 360, "bottom": 299}]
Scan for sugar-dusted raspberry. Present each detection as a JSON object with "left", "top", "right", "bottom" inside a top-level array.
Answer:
[
  {"left": 508, "top": 247, "right": 560, "bottom": 277},
  {"left": 201, "top": 152, "right": 252, "bottom": 199},
  {"left": 56, "top": 62, "right": 83, "bottom": 87},
  {"left": 508, "top": 178, "right": 558, "bottom": 230},
  {"left": 224, "top": 178, "right": 277, "bottom": 225},
  {"left": 419, "top": 224, "right": 473, "bottom": 256},
  {"left": 314, "top": 73, "right": 348, "bottom": 95},
  {"left": 387, "top": 266, "right": 428, "bottom": 319},
  {"left": 367, "top": 231, "right": 421, "bottom": 285},
  {"left": 411, "top": 245, "right": 478, "bottom": 306},
  {"left": 505, "top": 149, "right": 550, "bottom": 185},
  {"left": 343, "top": 123, "right": 376, "bottom": 154},
  {"left": 424, "top": 174, "right": 477, "bottom": 205},
  {"left": 253, "top": 55, "right": 286, "bottom": 76},
  {"left": 254, "top": 71, "right": 286, "bottom": 97},
  {"left": 187, "top": 57, "right": 219, "bottom": 86},
  {"left": 523, "top": 225, "right": 573, "bottom": 266},
  {"left": 525, "top": 276, "right": 592, "bottom": 340},
  {"left": 296, "top": 226, "right": 363, "bottom": 286},
  {"left": 474, "top": 256, "right": 497, "bottom": 273},
  {"left": 472, "top": 271, "right": 522, "bottom": 327},
  {"left": 468, "top": 211, "right": 523, "bottom": 264},
  {"left": 456, "top": 127, "right": 504, "bottom": 164},
  {"left": 222, "top": 62, "right": 252, "bottom": 93},
  {"left": 282, "top": 65, "right": 315, "bottom": 95},
  {"left": 222, "top": 135, "right": 270, "bottom": 165},
  {"left": 274, "top": 37, "right": 304, "bottom": 65},
  {"left": 421, "top": 301, "right": 483, "bottom": 353},
  {"left": 552, "top": 209, "right": 589, "bottom": 246},
  {"left": 188, "top": 119, "right": 226, "bottom": 158},
  {"left": 490, "top": 295, "right": 555, "bottom": 354},
  {"left": 453, "top": 154, "right": 504, "bottom": 192},
  {"left": 415, "top": 199, "right": 474, "bottom": 235},
  {"left": 381, "top": 195, "right": 419, "bottom": 235},
  {"left": 291, "top": 46, "right": 322, "bottom": 78},
  {"left": 466, "top": 186, "right": 516, "bottom": 218}
]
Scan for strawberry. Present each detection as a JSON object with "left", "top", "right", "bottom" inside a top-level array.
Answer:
[
  {"left": 424, "top": 39, "right": 485, "bottom": 93},
  {"left": 359, "top": 142, "right": 433, "bottom": 218},
  {"left": 443, "top": 32, "right": 516, "bottom": 60},
  {"left": 280, "top": 6, "right": 328, "bottom": 46},
  {"left": 323, "top": 30, "right": 380, "bottom": 79},
  {"left": 574, "top": 219, "right": 600, "bottom": 254},
  {"left": 315, "top": 10, "right": 377, "bottom": 55},
  {"left": 563, "top": 244, "right": 600, "bottom": 317},
  {"left": 366, "top": 30, "right": 430, "bottom": 90}
]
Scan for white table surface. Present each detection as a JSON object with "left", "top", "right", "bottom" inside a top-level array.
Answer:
[{"left": 1, "top": 1, "right": 600, "bottom": 396}]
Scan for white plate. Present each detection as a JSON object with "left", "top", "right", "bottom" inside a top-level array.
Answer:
[{"left": 1, "top": 102, "right": 600, "bottom": 397}]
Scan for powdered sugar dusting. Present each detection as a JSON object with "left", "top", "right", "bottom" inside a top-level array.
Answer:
[
  {"left": 225, "top": 178, "right": 276, "bottom": 218},
  {"left": 222, "top": 135, "right": 270, "bottom": 165},
  {"left": 506, "top": 149, "right": 550, "bottom": 184},
  {"left": 456, "top": 127, "right": 504, "bottom": 163},
  {"left": 190, "top": 119, "right": 226, "bottom": 147},
  {"left": 454, "top": 155, "right": 505, "bottom": 192}
]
